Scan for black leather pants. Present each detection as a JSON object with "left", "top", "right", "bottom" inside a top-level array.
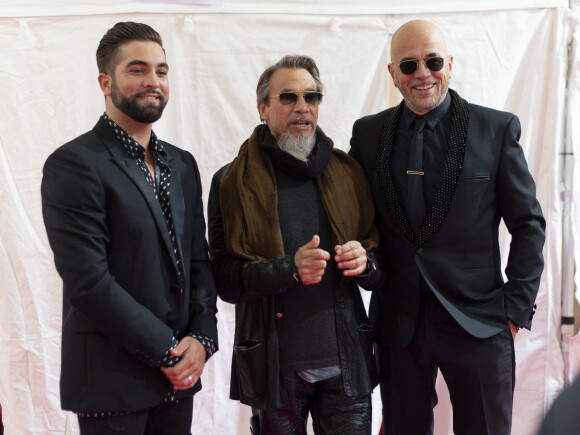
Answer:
[{"left": 251, "top": 373, "right": 371, "bottom": 435}]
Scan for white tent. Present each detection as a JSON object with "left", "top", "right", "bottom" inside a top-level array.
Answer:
[{"left": 0, "top": 1, "right": 578, "bottom": 434}]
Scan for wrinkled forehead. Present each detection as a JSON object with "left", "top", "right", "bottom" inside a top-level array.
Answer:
[{"left": 270, "top": 68, "right": 317, "bottom": 93}]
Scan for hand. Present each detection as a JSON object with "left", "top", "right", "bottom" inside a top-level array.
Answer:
[
  {"left": 335, "top": 241, "right": 367, "bottom": 277},
  {"left": 294, "top": 235, "right": 330, "bottom": 285},
  {"left": 508, "top": 320, "right": 519, "bottom": 341},
  {"left": 160, "top": 336, "right": 207, "bottom": 390}
]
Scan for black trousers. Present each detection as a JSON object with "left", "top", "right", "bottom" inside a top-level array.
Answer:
[
  {"left": 251, "top": 372, "right": 371, "bottom": 435},
  {"left": 379, "top": 292, "right": 515, "bottom": 435},
  {"left": 77, "top": 397, "right": 193, "bottom": 435}
]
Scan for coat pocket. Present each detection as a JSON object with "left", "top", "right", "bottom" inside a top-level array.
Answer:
[
  {"left": 233, "top": 339, "right": 267, "bottom": 402},
  {"left": 357, "top": 323, "right": 379, "bottom": 384}
]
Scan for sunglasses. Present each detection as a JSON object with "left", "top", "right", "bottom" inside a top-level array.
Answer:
[
  {"left": 398, "top": 56, "right": 448, "bottom": 75},
  {"left": 271, "top": 91, "right": 324, "bottom": 106}
]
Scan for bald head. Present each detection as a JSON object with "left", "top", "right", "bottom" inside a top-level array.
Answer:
[
  {"left": 390, "top": 20, "right": 448, "bottom": 64},
  {"left": 388, "top": 20, "right": 453, "bottom": 115}
]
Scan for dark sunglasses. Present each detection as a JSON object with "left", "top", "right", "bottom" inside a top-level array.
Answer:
[
  {"left": 271, "top": 91, "right": 324, "bottom": 106},
  {"left": 398, "top": 56, "right": 448, "bottom": 75}
]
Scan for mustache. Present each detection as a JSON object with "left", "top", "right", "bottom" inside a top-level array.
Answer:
[
  {"left": 288, "top": 114, "right": 314, "bottom": 124},
  {"left": 136, "top": 90, "right": 165, "bottom": 98}
]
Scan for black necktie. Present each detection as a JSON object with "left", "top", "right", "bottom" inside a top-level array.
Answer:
[{"left": 407, "top": 117, "right": 426, "bottom": 233}]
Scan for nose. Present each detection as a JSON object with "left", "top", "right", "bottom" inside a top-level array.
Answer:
[
  {"left": 294, "top": 94, "right": 309, "bottom": 113},
  {"left": 414, "top": 60, "right": 431, "bottom": 78},
  {"left": 144, "top": 70, "right": 161, "bottom": 88}
]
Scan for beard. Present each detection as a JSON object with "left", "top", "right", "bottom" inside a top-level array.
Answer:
[
  {"left": 110, "top": 80, "right": 167, "bottom": 124},
  {"left": 407, "top": 92, "right": 447, "bottom": 114},
  {"left": 277, "top": 131, "right": 316, "bottom": 162}
]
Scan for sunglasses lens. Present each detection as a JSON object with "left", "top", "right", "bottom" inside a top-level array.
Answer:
[
  {"left": 399, "top": 61, "right": 417, "bottom": 75},
  {"left": 279, "top": 93, "right": 298, "bottom": 105},
  {"left": 399, "top": 57, "right": 446, "bottom": 75},
  {"left": 426, "top": 57, "right": 445, "bottom": 71},
  {"left": 277, "top": 92, "right": 322, "bottom": 105},
  {"left": 304, "top": 92, "right": 323, "bottom": 105}
]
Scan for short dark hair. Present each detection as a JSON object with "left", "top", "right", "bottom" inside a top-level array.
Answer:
[
  {"left": 96, "top": 22, "right": 163, "bottom": 75},
  {"left": 256, "top": 55, "right": 324, "bottom": 106}
]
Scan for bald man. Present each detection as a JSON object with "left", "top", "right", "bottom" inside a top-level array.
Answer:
[{"left": 348, "top": 20, "right": 545, "bottom": 435}]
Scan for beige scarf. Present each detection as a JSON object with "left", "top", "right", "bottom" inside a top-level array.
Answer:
[{"left": 220, "top": 125, "right": 379, "bottom": 260}]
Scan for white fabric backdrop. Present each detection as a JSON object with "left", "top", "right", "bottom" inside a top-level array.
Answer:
[
  {"left": 569, "top": 1, "right": 580, "bottom": 383},
  {"left": 0, "top": 0, "right": 570, "bottom": 17},
  {"left": 0, "top": 2, "right": 577, "bottom": 434}
]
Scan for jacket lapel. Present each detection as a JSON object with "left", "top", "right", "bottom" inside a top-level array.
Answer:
[
  {"left": 93, "top": 119, "right": 180, "bottom": 274},
  {"left": 164, "top": 148, "right": 186, "bottom": 281},
  {"left": 376, "top": 102, "right": 415, "bottom": 243},
  {"left": 376, "top": 89, "right": 470, "bottom": 248},
  {"left": 418, "top": 90, "right": 470, "bottom": 247}
]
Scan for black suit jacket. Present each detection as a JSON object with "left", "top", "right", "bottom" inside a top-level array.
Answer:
[
  {"left": 41, "top": 118, "right": 218, "bottom": 412},
  {"left": 349, "top": 91, "right": 545, "bottom": 349}
]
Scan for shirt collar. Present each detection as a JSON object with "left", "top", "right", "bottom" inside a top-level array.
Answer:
[
  {"left": 402, "top": 92, "right": 451, "bottom": 130},
  {"left": 101, "top": 113, "right": 167, "bottom": 161}
]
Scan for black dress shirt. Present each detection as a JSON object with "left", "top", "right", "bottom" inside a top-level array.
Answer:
[{"left": 390, "top": 93, "right": 452, "bottom": 217}]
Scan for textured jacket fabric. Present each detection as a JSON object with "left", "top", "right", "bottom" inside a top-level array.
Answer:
[{"left": 349, "top": 89, "right": 546, "bottom": 350}]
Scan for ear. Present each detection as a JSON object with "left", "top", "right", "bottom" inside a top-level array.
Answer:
[
  {"left": 387, "top": 64, "right": 398, "bottom": 88},
  {"left": 98, "top": 73, "right": 112, "bottom": 97},
  {"left": 257, "top": 102, "right": 269, "bottom": 122},
  {"left": 447, "top": 55, "right": 453, "bottom": 75}
]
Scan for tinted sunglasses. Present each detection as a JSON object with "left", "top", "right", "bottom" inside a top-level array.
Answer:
[
  {"left": 398, "top": 56, "right": 448, "bottom": 75},
  {"left": 272, "top": 91, "right": 324, "bottom": 106}
]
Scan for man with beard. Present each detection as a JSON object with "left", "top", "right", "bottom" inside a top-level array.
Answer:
[
  {"left": 41, "top": 22, "right": 218, "bottom": 434},
  {"left": 349, "top": 20, "right": 545, "bottom": 434},
  {"left": 208, "top": 55, "right": 385, "bottom": 434}
]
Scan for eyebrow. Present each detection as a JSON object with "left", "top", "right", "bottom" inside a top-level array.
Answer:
[
  {"left": 279, "top": 88, "right": 318, "bottom": 93},
  {"left": 125, "top": 60, "right": 169, "bottom": 70},
  {"left": 400, "top": 52, "right": 440, "bottom": 62}
]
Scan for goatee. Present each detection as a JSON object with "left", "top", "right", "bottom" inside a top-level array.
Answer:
[
  {"left": 111, "top": 80, "right": 167, "bottom": 124},
  {"left": 277, "top": 131, "right": 316, "bottom": 162}
]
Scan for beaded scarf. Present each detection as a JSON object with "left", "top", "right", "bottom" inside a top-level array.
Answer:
[{"left": 376, "top": 89, "right": 470, "bottom": 248}]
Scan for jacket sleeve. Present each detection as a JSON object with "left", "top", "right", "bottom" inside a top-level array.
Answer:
[
  {"left": 207, "top": 165, "right": 299, "bottom": 304},
  {"left": 355, "top": 251, "right": 387, "bottom": 291},
  {"left": 497, "top": 115, "right": 546, "bottom": 329},
  {"left": 183, "top": 152, "right": 219, "bottom": 349},
  {"left": 348, "top": 118, "right": 388, "bottom": 291}
]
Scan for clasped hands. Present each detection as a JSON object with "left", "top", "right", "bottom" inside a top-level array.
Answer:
[
  {"left": 160, "top": 336, "right": 207, "bottom": 390},
  {"left": 294, "top": 235, "right": 367, "bottom": 285}
]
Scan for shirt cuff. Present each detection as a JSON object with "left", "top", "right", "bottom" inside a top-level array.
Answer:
[
  {"left": 157, "top": 333, "right": 217, "bottom": 369},
  {"left": 189, "top": 332, "right": 217, "bottom": 358},
  {"left": 157, "top": 336, "right": 180, "bottom": 368}
]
